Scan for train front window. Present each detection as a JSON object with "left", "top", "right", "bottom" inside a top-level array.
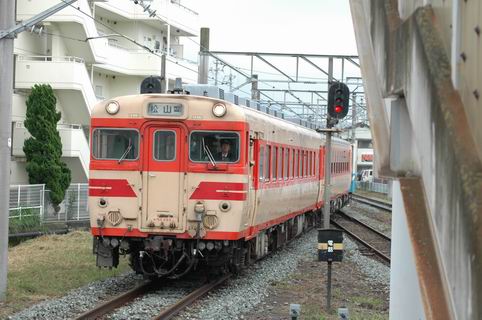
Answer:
[
  {"left": 92, "top": 129, "right": 139, "bottom": 160},
  {"left": 190, "top": 131, "right": 240, "bottom": 163}
]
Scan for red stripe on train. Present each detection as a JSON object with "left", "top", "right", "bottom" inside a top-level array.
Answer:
[
  {"left": 190, "top": 182, "right": 247, "bottom": 201},
  {"left": 89, "top": 179, "right": 136, "bottom": 197}
]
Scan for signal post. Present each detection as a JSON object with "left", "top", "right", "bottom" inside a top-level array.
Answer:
[{"left": 317, "top": 82, "right": 350, "bottom": 311}]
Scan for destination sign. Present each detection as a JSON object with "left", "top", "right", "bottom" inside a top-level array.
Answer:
[{"left": 147, "top": 103, "right": 183, "bottom": 116}]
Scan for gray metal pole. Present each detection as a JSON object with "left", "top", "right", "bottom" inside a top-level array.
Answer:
[
  {"left": 351, "top": 94, "right": 357, "bottom": 143},
  {"left": 322, "top": 57, "right": 334, "bottom": 229},
  {"left": 251, "top": 74, "right": 259, "bottom": 100},
  {"left": 0, "top": 0, "right": 15, "bottom": 302},
  {"left": 323, "top": 132, "right": 332, "bottom": 229},
  {"left": 197, "top": 27, "right": 209, "bottom": 84}
]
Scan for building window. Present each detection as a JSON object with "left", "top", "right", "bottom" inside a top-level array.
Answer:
[{"left": 358, "top": 139, "right": 373, "bottom": 148}]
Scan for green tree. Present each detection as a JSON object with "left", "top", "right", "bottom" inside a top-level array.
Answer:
[{"left": 23, "top": 84, "right": 71, "bottom": 207}]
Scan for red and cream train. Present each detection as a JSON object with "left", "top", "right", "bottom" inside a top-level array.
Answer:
[{"left": 89, "top": 92, "right": 351, "bottom": 277}]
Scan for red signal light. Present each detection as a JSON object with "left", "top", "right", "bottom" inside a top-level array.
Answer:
[{"left": 335, "top": 105, "right": 343, "bottom": 113}]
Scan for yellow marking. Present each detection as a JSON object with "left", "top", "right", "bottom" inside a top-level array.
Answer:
[{"left": 318, "top": 243, "right": 344, "bottom": 250}]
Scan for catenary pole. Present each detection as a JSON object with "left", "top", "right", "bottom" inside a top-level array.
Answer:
[
  {"left": 198, "top": 27, "right": 209, "bottom": 84},
  {"left": 0, "top": 0, "right": 15, "bottom": 302}
]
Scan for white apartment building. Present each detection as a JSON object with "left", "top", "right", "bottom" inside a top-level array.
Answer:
[{"left": 10, "top": 0, "right": 199, "bottom": 184}]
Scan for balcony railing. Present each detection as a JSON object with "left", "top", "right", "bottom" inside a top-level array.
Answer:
[{"left": 16, "top": 55, "right": 85, "bottom": 64}]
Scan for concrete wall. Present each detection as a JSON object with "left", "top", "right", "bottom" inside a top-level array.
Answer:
[{"left": 350, "top": 1, "right": 482, "bottom": 319}]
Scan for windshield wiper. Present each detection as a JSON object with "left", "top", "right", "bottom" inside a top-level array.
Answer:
[
  {"left": 202, "top": 138, "right": 217, "bottom": 167},
  {"left": 118, "top": 138, "right": 133, "bottom": 164}
]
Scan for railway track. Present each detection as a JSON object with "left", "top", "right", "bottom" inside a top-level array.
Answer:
[
  {"left": 351, "top": 193, "right": 392, "bottom": 212},
  {"left": 331, "top": 209, "right": 391, "bottom": 265},
  {"left": 74, "top": 274, "right": 230, "bottom": 320}
]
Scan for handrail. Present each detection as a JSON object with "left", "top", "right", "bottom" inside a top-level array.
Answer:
[{"left": 16, "top": 55, "right": 85, "bottom": 63}]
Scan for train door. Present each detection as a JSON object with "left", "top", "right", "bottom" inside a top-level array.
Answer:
[
  {"left": 142, "top": 125, "right": 185, "bottom": 232},
  {"left": 247, "top": 132, "right": 260, "bottom": 226}
]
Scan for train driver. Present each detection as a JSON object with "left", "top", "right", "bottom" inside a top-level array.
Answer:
[{"left": 216, "top": 140, "right": 235, "bottom": 162}]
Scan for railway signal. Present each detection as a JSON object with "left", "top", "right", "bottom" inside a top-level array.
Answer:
[{"left": 327, "top": 82, "right": 350, "bottom": 121}]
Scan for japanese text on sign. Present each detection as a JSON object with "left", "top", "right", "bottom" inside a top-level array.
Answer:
[{"left": 148, "top": 103, "right": 183, "bottom": 116}]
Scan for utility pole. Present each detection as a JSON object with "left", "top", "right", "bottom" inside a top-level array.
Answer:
[
  {"left": 0, "top": 0, "right": 15, "bottom": 302},
  {"left": 198, "top": 27, "right": 209, "bottom": 84},
  {"left": 0, "top": 0, "right": 77, "bottom": 301}
]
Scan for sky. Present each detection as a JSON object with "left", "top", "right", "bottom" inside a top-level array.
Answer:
[
  {"left": 185, "top": 0, "right": 358, "bottom": 55},
  {"left": 179, "top": 0, "right": 361, "bottom": 121}
]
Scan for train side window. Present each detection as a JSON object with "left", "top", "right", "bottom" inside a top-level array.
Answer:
[
  {"left": 294, "top": 150, "right": 298, "bottom": 178},
  {"left": 259, "top": 146, "right": 265, "bottom": 181},
  {"left": 284, "top": 148, "right": 289, "bottom": 180},
  {"left": 153, "top": 130, "right": 176, "bottom": 161},
  {"left": 278, "top": 147, "right": 283, "bottom": 180},
  {"left": 291, "top": 149, "right": 295, "bottom": 179},
  {"left": 272, "top": 146, "right": 277, "bottom": 180},
  {"left": 305, "top": 151, "right": 308, "bottom": 177},
  {"left": 299, "top": 150, "right": 303, "bottom": 177},
  {"left": 308, "top": 152, "right": 312, "bottom": 176},
  {"left": 266, "top": 145, "right": 271, "bottom": 182}
]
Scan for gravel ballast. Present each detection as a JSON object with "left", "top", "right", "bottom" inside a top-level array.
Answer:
[{"left": 8, "top": 272, "right": 144, "bottom": 320}]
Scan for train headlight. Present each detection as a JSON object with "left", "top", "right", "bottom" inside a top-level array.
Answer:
[
  {"left": 105, "top": 101, "right": 120, "bottom": 115},
  {"left": 212, "top": 103, "right": 226, "bottom": 117}
]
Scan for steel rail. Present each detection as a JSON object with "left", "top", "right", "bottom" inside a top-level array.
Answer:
[
  {"left": 337, "top": 210, "right": 391, "bottom": 241},
  {"left": 74, "top": 281, "right": 153, "bottom": 320},
  {"left": 152, "top": 274, "right": 230, "bottom": 320},
  {"left": 351, "top": 194, "right": 392, "bottom": 212},
  {"left": 331, "top": 214, "right": 391, "bottom": 265}
]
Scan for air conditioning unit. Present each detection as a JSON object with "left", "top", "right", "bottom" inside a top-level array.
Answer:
[{"left": 184, "top": 84, "right": 225, "bottom": 100}]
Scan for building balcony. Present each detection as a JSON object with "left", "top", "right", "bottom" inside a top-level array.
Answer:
[
  {"left": 15, "top": 55, "right": 97, "bottom": 125},
  {"left": 11, "top": 123, "right": 90, "bottom": 182},
  {"left": 96, "top": 44, "right": 198, "bottom": 82},
  {"left": 95, "top": 0, "right": 199, "bottom": 36}
]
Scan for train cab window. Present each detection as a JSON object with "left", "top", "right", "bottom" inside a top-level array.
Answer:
[
  {"left": 92, "top": 128, "right": 139, "bottom": 161},
  {"left": 259, "top": 146, "right": 265, "bottom": 181},
  {"left": 153, "top": 130, "right": 176, "bottom": 161},
  {"left": 189, "top": 131, "right": 239, "bottom": 163}
]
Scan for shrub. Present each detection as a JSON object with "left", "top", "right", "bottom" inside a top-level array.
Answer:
[{"left": 23, "top": 84, "right": 71, "bottom": 207}]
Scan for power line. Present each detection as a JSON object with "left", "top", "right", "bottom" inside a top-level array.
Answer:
[{"left": 59, "top": 0, "right": 201, "bottom": 76}]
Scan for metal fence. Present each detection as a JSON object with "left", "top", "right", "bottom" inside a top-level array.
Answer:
[
  {"left": 355, "top": 181, "right": 389, "bottom": 194},
  {"left": 9, "top": 183, "right": 89, "bottom": 222},
  {"left": 9, "top": 184, "right": 45, "bottom": 219}
]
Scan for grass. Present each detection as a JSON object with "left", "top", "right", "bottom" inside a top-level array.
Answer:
[
  {"left": 8, "top": 214, "right": 45, "bottom": 234},
  {"left": 0, "top": 231, "right": 130, "bottom": 319}
]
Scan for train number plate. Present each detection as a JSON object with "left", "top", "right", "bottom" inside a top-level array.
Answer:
[{"left": 147, "top": 103, "right": 183, "bottom": 116}]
